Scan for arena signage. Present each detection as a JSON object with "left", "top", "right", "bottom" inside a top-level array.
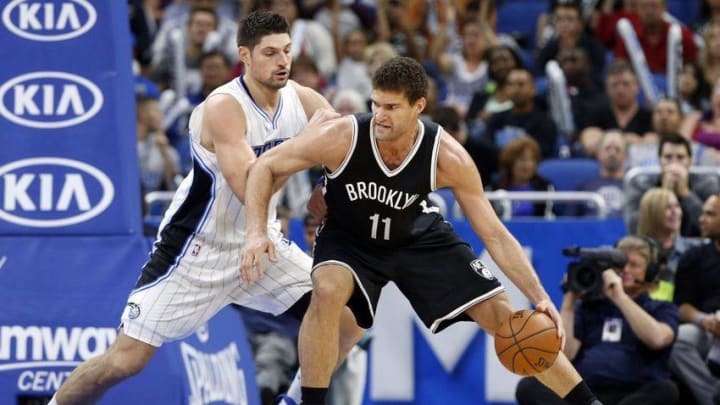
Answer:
[
  {"left": 0, "top": 157, "right": 114, "bottom": 227},
  {"left": 2, "top": 0, "right": 96, "bottom": 41},
  {"left": 0, "top": 325, "right": 117, "bottom": 393},
  {"left": 0, "top": 71, "right": 103, "bottom": 129}
]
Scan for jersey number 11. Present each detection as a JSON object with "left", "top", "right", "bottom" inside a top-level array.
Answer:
[{"left": 369, "top": 213, "right": 391, "bottom": 240}]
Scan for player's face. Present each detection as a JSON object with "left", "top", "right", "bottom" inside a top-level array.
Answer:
[
  {"left": 241, "top": 34, "right": 292, "bottom": 90},
  {"left": 371, "top": 89, "right": 425, "bottom": 141}
]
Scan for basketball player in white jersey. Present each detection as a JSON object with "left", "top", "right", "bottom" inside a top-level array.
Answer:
[{"left": 51, "top": 11, "right": 362, "bottom": 405}]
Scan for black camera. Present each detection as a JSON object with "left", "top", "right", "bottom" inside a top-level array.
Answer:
[{"left": 562, "top": 246, "right": 627, "bottom": 300}]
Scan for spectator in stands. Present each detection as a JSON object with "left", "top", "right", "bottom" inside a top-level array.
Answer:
[
  {"left": 270, "top": 0, "right": 337, "bottom": 78},
  {"left": 485, "top": 68, "right": 558, "bottom": 159},
  {"left": 627, "top": 97, "right": 684, "bottom": 168},
  {"left": 333, "top": 28, "right": 372, "bottom": 100},
  {"left": 581, "top": 60, "right": 652, "bottom": 154},
  {"left": 636, "top": 188, "right": 702, "bottom": 302},
  {"left": 670, "top": 193, "right": 720, "bottom": 405},
  {"left": 701, "top": 18, "right": 720, "bottom": 87},
  {"left": 695, "top": 0, "right": 720, "bottom": 31},
  {"left": 491, "top": 136, "right": 554, "bottom": 218},
  {"left": 679, "top": 62, "right": 711, "bottom": 113},
  {"left": 135, "top": 78, "right": 181, "bottom": 205},
  {"left": 332, "top": 88, "right": 368, "bottom": 116},
  {"left": 432, "top": 105, "right": 498, "bottom": 185},
  {"left": 375, "top": 0, "right": 427, "bottom": 61},
  {"left": 289, "top": 55, "right": 325, "bottom": 94},
  {"left": 574, "top": 130, "right": 627, "bottom": 219},
  {"left": 365, "top": 42, "right": 398, "bottom": 83},
  {"left": 625, "top": 133, "right": 720, "bottom": 237},
  {"left": 516, "top": 235, "right": 679, "bottom": 405},
  {"left": 592, "top": 0, "right": 641, "bottom": 49},
  {"left": 537, "top": 0, "right": 606, "bottom": 87},
  {"left": 614, "top": 0, "right": 698, "bottom": 74},
  {"left": 682, "top": 77, "right": 720, "bottom": 152},
  {"left": 129, "top": 0, "right": 159, "bottom": 73},
  {"left": 555, "top": 47, "right": 608, "bottom": 138},
  {"left": 466, "top": 45, "right": 523, "bottom": 138},
  {"left": 151, "top": 7, "right": 219, "bottom": 92},
  {"left": 430, "top": 15, "right": 491, "bottom": 117},
  {"left": 151, "top": 0, "right": 238, "bottom": 76}
]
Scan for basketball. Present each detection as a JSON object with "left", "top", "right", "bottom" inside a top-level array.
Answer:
[{"left": 494, "top": 309, "right": 561, "bottom": 376}]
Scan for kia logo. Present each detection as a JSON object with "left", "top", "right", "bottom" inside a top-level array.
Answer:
[
  {"left": 2, "top": 0, "right": 97, "bottom": 41},
  {"left": 0, "top": 157, "right": 114, "bottom": 227},
  {"left": 0, "top": 71, "right": 103, "bottom": 129}
]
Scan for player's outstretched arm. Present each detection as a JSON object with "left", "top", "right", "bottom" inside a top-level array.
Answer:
[
  {"left": 240, "top": 112, "right": 353, "bottom": 284},
  {"left": 435, "top": 132, "right": 565, "bottom": 344}
]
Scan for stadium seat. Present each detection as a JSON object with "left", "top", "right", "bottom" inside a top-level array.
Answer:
[
  {"left": 537, "top": 158, "right": 600, "bottom": 191},
  {"left": 667, "top": 0, "right": 699, "bottom": 27},
  {"left": 496, "top": 0, "right": 548, "bottom": 50}
]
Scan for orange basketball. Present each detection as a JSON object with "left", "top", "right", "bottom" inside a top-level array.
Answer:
[{"left": 494, "top": 309, "right": 561, "bottom": 376}]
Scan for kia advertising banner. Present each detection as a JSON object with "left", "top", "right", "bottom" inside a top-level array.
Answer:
[{"left": 0, "top": 0, "right": 140, "bottom": 235}]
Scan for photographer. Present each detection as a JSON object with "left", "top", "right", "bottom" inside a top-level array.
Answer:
[{"left": 516, "top": 236, "right": 679, "bottom": 405}]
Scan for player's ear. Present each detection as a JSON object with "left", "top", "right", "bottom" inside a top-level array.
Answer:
[
  {"left": 415, "top": 97, "right": 426, "bottom": 115},
  {"left": 238, "top": 46, "right": 251, "bottom": 66}
]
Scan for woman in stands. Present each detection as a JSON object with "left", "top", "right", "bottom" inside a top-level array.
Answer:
[
  {"left": 636, "top": 188, "right": 703, "bottom": 302},
  {"left": 491, "top": 136, "right": 555, "bottom": 218}
]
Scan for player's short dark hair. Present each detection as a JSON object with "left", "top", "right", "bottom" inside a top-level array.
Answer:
[
  {"left": 658, "top": 133, "right": 692, "bottom": 158},
  {"left": 236, "top": 10, "right": 289, "bottom": 49},
  {"left": 372, "top": 56, "right": 427, "bottom": 104}
]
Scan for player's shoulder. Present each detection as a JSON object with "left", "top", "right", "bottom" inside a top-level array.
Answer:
[
  {"left": 436, "top": 129, "right": 470, "bottom": 165},
  {"left": 289, "top": 80, "right": 331, "bottom": 112}
]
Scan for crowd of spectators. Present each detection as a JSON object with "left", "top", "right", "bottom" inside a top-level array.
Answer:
[{"left": 127, "top": 1, "right": 720, "bottom": 404}]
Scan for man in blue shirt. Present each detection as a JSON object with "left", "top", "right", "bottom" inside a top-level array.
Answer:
[{"left": 516, "top": 236, "right": 679, "bottom": 405}]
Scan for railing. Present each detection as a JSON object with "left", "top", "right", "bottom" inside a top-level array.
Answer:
[
  {"left": 428, "top": 190, "right": 608, "bottom": 220},
  {"left": 623, "top": 166, "right": 720, "bottom": 190}
]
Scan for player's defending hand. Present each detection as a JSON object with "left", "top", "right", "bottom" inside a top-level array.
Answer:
[
  {"left": 240, "top": 235, "right": 278, "bottom": 284},
  {"left": 535, "top": 299, "right": 566, "bottom": 350}
]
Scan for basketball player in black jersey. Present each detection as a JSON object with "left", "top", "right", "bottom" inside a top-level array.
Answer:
[{"left": 242, "top": 57, "right": 602, "bottom": 405}]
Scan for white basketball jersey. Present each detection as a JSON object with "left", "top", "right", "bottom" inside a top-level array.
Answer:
[{"left": 157, "top": 77, "right": 308, "bottom": 250}]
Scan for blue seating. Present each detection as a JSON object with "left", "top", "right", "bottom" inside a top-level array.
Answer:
[
  {"left": 537, "top": 158, "right": 600, "bottom": 191},
  {"left": 496, "top": 0, "right": 548, "bottom": 50}
]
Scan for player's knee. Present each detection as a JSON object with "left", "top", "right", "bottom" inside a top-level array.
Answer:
[{"left": 310, "top": 276, "right": 351, "bottom": 312}]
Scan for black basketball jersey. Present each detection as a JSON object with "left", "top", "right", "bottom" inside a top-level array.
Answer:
[{"left": 322, "top": 113, "right": 443, "bottom": 247}]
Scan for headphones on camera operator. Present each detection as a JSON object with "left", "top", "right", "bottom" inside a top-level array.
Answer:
[{"left": 616, "top": 236, "right": 666, "bottom": 284}]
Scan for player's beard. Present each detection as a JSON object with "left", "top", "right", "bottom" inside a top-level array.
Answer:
[{"left": 259, "top": 70, "right": 289, "bottom": 90}]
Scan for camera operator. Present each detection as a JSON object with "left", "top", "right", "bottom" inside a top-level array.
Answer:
[{"left": 516, "top": 236, "right": 679, "bottom": 405}]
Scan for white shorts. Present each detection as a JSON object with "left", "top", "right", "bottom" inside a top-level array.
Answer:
[{"left": 120, "top": 236, "right": 312, "bottom": 347}]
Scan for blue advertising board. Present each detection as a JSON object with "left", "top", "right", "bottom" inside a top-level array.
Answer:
[
  {"left": 0, "top": 1, "right": 140, "bottom": 235},
  {"left": 0, "top": 236, "right": 260, "bottom": 405}
]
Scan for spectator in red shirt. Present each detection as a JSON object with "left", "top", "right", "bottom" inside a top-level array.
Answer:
[{"left": 614, "top": 0, "right": 699, "bottom": 74}]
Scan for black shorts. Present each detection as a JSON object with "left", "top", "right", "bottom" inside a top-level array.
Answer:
[{"left": 312, "top": 219, "right": 504, "bottom": 333}]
